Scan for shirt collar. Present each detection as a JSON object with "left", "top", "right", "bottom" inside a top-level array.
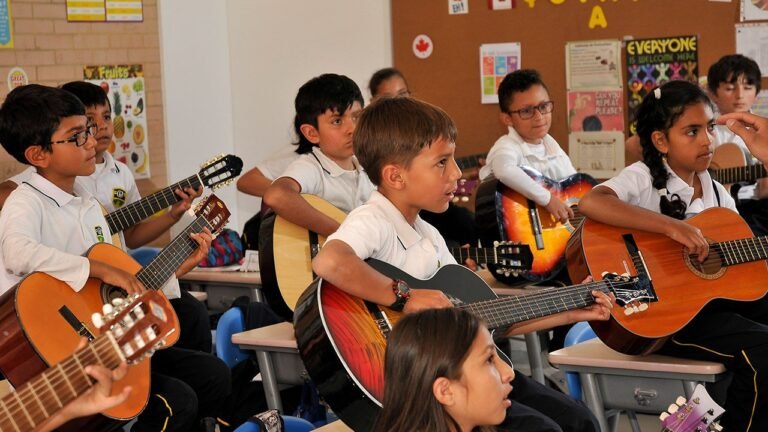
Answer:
[
  {"left": 23, "top": 172, "right": 95, "bottom": 207},
  {"left": 368, "top": 191, "right": 424, "bottom": 248},
  {"left": 310, "top": 146, "right": 362, "bottom": 178},
  {"left": 506, "top": 126, "right": 558, "bottom": 157},
  {"left": 663, "top": 163, "right": 715, "bottom": 204}
]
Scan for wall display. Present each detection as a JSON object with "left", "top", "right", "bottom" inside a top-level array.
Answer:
[
  {"left": 741, "top": 0, "right": 768, "bottom": 21},
  {"left": 625, "top": 35, "right": 698, "bottom": 135},
  {"left": 567, "top": 90, "right": 624, "bottom": 133},
  {"left": 566, "top": 40, "right": 621, "bottom": 90},
  {"left": 480, "top": 42, "right": 521, "bottom": 104},
  {"left": 489, "top": 0, "right": 513, "bottom": 10},
  {"left": 6, "top": 67, "right": 27, "bottom": 91},
  {"left": 736, "top": 23, "right": 768, "bottom": 77},
  {"left": 84, "top": 64, "right": 150, "bottom": 179},
  {"left": 66, "top": 0, "right": 143, "bottom": 22},
  {"left": 0, "top": 0, "right": 11, "bottom": 49},
  {"left": 753, "top": 89, "right": 768, "bottom": 117},
  {"left": 568, "top": 132, "right": 625, "bottom": 178},
  {"left": 449, "top": 0, "right": 469, "bottom": 15},
  {"left": 412, "top": 34, "right": 434, "bottom": 59}
]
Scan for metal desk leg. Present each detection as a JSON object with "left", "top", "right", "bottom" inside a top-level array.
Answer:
[
  {"left": 255, "top": 350, "right": 283, "bottom": 412},
  {"left": 524, "top": 332, "right": 546, "bottom": 385},
  {"left": 580, "top": 372, "right": 609, "bottom": 432},
  {"left": 251, "top": 286, "right": 264, "bottom": 302}
]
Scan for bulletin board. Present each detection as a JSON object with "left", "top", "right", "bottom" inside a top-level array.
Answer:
[{"left": 392, "top": 0, "right": 766, "bottom": 162}]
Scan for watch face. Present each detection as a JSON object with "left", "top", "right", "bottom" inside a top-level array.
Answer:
[{"left": 396, "top": 280, "right": 410, "bottom": 296}]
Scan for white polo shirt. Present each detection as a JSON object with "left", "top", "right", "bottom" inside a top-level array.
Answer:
[
  {"left": 326, "top": 191, "right": 455, "bottom": 279},
  {"left": 599, "top": 161, "right": 737, "bottom": 217},
  {"left": 278, "top": 146, "right": 375, "bottom": 213},
  {"left": 479, "top": 126, "right": 577, "bottom": 206},
  {"left": 0, "top": 173, "right": 112, "bottom": 295}
]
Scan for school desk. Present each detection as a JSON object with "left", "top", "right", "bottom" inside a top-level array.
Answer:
[{"left": 179, "top": 268, "right": 263, "bottom": 310}]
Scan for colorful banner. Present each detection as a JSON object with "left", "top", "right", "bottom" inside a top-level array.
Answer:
[
  {"left": 567, "top": 90, "right": 624, "bottom": 133},
  {"left": 84, "top": 64, "right": 150, "bottom": 179},
  {"left": 67, "top": 0, "right": 142, "bottom": 22},
  {"left": 625, "top": 35, "right": 698, "bottom": 135},
  {"left": 0, "top": 0, "right": 12, "bottom": 49},
  {"left": 480, "top": 42, "right": 521, "bottom": 104}
]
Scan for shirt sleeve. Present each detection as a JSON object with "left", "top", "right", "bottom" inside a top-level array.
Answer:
[
  {"left": 7, "top": 167, "right": 35, "bottom": 185},
  {"left": 256, "top": 154, "right": 299, "bottom": 181},
  {"left": 326, "top": 210, "right": 385, "bottom": 260},
  {"left": 278, "top": 157, "right": 324, "bottom": 196},
  {"left": 0, "top": 194, "right": 90, "bottom": 291},
  {"left": 487, "top": 147, "right": 552, "bottom": 206},
  {"left": 598, "top": 165, "right": 649, "bottom": 206}
]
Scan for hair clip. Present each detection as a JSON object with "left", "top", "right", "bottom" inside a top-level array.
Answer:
[
  {"left": 657, "top": 188, "right": 668, "bottom": 197},
  {"left": 653, "top": 88, "right": 661, "bottom": 100}
]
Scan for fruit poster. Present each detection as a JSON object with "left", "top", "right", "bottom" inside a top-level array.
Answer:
[
  {"left": 84, "top": 64, "right": 150, "bottom": 179},
  {"left": 625, "top": 35, "right": 698, "bottom": 135},
  {"left": 480, "top": 42, "right": 521, "bottom": 104}
]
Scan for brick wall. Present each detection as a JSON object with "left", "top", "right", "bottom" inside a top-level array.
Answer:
[{"left": 0, "top": 0, "right": 166, "bottom": 202}]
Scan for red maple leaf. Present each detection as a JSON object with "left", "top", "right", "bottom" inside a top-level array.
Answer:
[{"left": 415, "top": 38, "right": 430, "bottom": 53}]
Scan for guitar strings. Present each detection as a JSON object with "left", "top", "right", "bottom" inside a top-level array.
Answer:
[{"left": 107, "top": 175, "right": 200, "bottom": 232}]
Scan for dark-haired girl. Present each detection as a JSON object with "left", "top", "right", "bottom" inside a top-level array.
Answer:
[{"left": 579, "top": 79, "right": 768, "bottom": 431}]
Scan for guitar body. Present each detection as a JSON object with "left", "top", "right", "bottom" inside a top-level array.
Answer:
[
  {"left": 0, "top": 243, "right": 180, "bottom": 422},
  {"left": 710, "top": 142, "right": 746, "bottom": 170},
  {"left": 477, "top": 169, "right": 597, "bottom": 283},
  {"left": 566, "top": 207, "right": 768, "bottom": 355},
  {"left": 261, "top": 195, "right": 347, "bottom": 319},
  {"left": 294, "top": 260, "right": 497, "bottom": 432}
]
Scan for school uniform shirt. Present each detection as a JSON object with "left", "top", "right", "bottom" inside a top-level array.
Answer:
[
  {"left": 326, "top": 190, "right": 455, "bottom": 279},
  {"left": 479, "top": 126, "right": 577, "bottom": 206},
  {"left": 712, "top": 124, "right": 757, "bottom": 200},
  {"left": 278, "top": 146, "right": 375, "bottom": 213},
  {"left": 0, "top": 172, "right": 112, "bottom": 296},
  {"left": 599, "top": 161, "right": 737, "bottom": 217},
  {"left": 256, "top": 145, "right": 300, "bottom": 181}
]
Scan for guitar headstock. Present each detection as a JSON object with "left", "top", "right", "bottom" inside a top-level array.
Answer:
[
  {"left": 199, "top": 154, "right": 244, "bottom": 190},
  {"left": 660, "top": 384, "right": 724, "bottom": 432},
  {"left": 600, "top": 272, "right": 655, "bottom": 316},
  {"left": 452, "top": 178, "right": 480, "bottom": 204},
  {"left": 194, "top": 194, "right": 231, "bottom": 235},
  {"left": 492, "top": 241, "right": 534, "bottom": 277},
  {"left": 92, "top": 291, "right": 176, "bottom": 364}
]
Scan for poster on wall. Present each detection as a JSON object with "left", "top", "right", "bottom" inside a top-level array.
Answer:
[
  {"left": 736, "top": 24, "right": 768, "bottom": 77},
  {"left": 741, "top": 0, "right": 768, "bottom": 21},
  {"left": 480, "top": 42, "right": 521, "bottom": 104},
  {"left": 753, "top": 89, "right": 768, "bottom": 117},
  {"left": 565, "top": 40, "right": 621, "bottom": 90},
  {"left": 84, "top": 64, "right": 150, "bottom": 179},
  {"left": 66, "top": 0, "right": 143, "bottom": 22},
  {"left": 567, "top": 90, "right": 624, "bottom": 133},
  {"left": 568, "top": 132, "right": 625, "bottom": 179},
  {"left": 0, "top": 0, "right": 12, "bottom": 49},
  {"left": 625, "top": 35, "right": 698, "bottom": 135}
]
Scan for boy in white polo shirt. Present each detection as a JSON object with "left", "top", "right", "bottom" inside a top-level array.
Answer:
[
  {"left": 263, "top": 73, "right": 375, "bottom": 238},
  {"left": 312, "top": 97, "right": 612, "bottom": 432}
]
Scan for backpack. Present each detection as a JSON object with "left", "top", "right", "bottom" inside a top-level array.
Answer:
[{"left": 199, "top": 228, "right": 244, "bottom": 267}]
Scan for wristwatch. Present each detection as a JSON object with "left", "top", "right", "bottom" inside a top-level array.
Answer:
[{"left": 389, "top": 279, "right": 411, "bottom": 312}]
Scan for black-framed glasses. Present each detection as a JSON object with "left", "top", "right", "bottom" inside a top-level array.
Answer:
[
  {"left": 508, "top": 101, "right": 554, "bottom": 120},
  {"left": 50, "top": 123, "right": 98, "bottom": 147}
]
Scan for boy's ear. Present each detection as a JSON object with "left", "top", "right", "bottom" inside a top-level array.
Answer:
[
  {"left": 24, "top": 145, "right": 51, "bottom": 169},
  {"left": 299, "top": 124, "right": 321, "bottom": 145},
  {"left": 381, "top": 163, "right": 406, "bottom": 190},
  {"left": 499, "top": 112, "right": 514, "bottom": 127},
  {"left": 650, "top": 131, "right": 669, "bottom": 155},
  {"left": 432, "top": 377, "right": 455, "bottom": 407}
]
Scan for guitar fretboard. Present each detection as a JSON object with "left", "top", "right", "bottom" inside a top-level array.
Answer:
[
  {"left": 711, "top": 164, "right": 767, "bottom": 185},
  {"left": 714, "top": 236, "right": 768, "bottom": 267},
  {"left": 455, "top": 153, "right": 487, "bottom": 171},
  {"left": 105, "top": 174, "right": 202, "bottom": 234},
  {"left": 0, "top": 335, "right": 121, "bottom": 431},
  {"left": 451, "top": 246, "right": 519, "bottom": 267}
]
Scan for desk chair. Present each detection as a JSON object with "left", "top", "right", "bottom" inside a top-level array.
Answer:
[
  {"left": 234, "top": 416, "right": 314, "bottom": 432},
  {"left": 216, "top": 307, "right": 253, "bottom": 368},
  {"left": 129, "top": 246, "right": 161, "bottom": 266}
]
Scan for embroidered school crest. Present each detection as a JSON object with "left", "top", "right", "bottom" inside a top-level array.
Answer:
[
  {"left": 94, "top": 226, "right": 105, "bottom": 243},
  {"left": 112, "top": 188, "right": 127, "bottom": 208}
]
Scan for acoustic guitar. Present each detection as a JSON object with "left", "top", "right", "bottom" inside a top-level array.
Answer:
[
  {"left": 451, "top": 152, "right": 487, "bottom": 210},
  {"left": 261, "top": 195, "right": 533, "bottom": 319},
  {"left": 566, "top": 207, "right": 768, "bottom": 355},
  {"left": 0, "top": 195, "right": 230, "bottom": 425},
  {"left": 0, "top": 291, "right": 175, "bottom": 431},
  {"left": 293, "top": 259, "right": 645, "bottom": 432},
  {"left": 708, "top": 142, "right": 767, "bottom": 189},
  {"left": 476, "top": 167, "right": 597, "bottom": 284},
  {"left": 659, "top": 384, "right": 724, "bottom": 432}
]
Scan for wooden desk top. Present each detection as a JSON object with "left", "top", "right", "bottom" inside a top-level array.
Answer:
[
  {"left": 180, "top": 269, "right": 261, "bottom": 285},
  {"left": 314, "top": 421, "right": 353, "bottom": 432},
  {"left": 549, "top": 339, "right": 725, "bottom": 375},
  {"left": 232, "top": 321, "right": 297, "bottom": 350}
]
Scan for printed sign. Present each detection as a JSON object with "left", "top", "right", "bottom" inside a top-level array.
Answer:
[{"left": 480, "top": 42, "right": 521, "bottom": 104}]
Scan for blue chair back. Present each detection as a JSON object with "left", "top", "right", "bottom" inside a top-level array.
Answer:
[
  {"left": 563, "top": 321, "right": 597, "bottom": 400},
  {"left": 216, "top": 307, "right": 252, "bottom": 368},
  {"left": 233, "top": 416, "right": 315, "bottom": 432},
  {"left": 129, "top": 247, "right": 162, "bottom": 266}
]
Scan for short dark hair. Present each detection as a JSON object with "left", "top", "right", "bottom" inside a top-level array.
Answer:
[
  {"left": 0, "top": 84, "right": 85, "bottom": 164},
  {"left": 368, "top": 67, "right": 408, "bottom": 98},
  {"left": 293, "top": 73, "right": 364, "bottom": 154},
  {"left": 354, "top": 97, "right": 457, "bottom": 186},
  {"left": 497, "top": 69, "right": 549, "bottom": 113},
  {"left": 61, "top": 81, "right": 111, "bottom": 109},
  {"left": 707, "top": 54, "right": 762, "bottom": 93}
]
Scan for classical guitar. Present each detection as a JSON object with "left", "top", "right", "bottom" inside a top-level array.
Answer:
[
  {"left": 0, "top": 195, "right": 230, "bottom": 424},
  {"left": 105, "top": 153, "right": 242, "bottom": 235},
  {"left": 476, "top": 167, "right": 597, "bottom": 284},
  {"left": 709, "top": 142, "right": 766, "bottom": 189},
  {"left": 451, "top": 153, "right": 487, "bottom": 209},
  {"left": 261, "top": 194, "right": 533, "bottom": 319},
  {"left": 659, "top": 384, "right": 724, "bottom": 432},
  {"left": 0, "top": 291, "right": 175, "bottom": 432},
  {"left": 293, "top": 259, "right": 646, "bottom": 432},
  {"left": 567, "top": 207, "right": 768, "bottom": 355}
]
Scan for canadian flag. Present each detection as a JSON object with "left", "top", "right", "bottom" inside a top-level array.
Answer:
[{"left": 488, "top": 0, "right": 513, "bottom": 10}]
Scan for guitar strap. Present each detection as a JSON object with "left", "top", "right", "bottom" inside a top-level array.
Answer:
[{"left": 711, "top": 180, "right": 721, "bottom": 207}]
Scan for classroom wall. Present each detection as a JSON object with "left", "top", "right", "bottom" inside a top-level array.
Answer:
[{"left": 0, "top": 0, "right": 167, "bottom": 200}]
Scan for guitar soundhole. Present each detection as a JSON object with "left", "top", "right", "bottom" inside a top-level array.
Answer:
[
  {"left": 684, "top": 244, "right": 726, "bottom": 280},
  {"left": 102, "top": 284, "right": 128, "bottom": 304}
]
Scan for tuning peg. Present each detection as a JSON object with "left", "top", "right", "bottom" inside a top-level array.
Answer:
[
  {"left": 102, "top": 303, "right": 114, "bottom": 316},
  {"left": 461, "top": 196, "right": 469, "bottom": 202},
  {"left": 91, "top": 313, "right": 104, "bottom": 329},
  {"left": 659, "top": 412, "right": 670, "bottom": 421},
  {"left": 112, "top": 298, "right": 125, "bottom": 307},
  {"left": 624, "top": 306, "right": 634, "bottom": 316},
  {"left": 712, "top": 423, "right": 723, "bottom": 431},
  {"left": 675, "top": 396, "right": 686, "bottom": 406},
  {"left": 638, "top": 303, "right": 649, "bottom": 312},
  {"left": 667, "top": 403, "right": 680, "bottom": 414}
]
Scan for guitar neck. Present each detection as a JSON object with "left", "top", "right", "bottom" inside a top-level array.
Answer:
[
  {"left": 136, "top": 215, "right": 210, "bottom": 289},
  {"left": 460, "top": 279, "right": 615, "bottom": 330},
  {"left": 715, "top": 235, "right": 768, "bottom": 267},
  {"left": 0, "top": 334, "right": 122, "bottom": 430},
  {"left": 105, "top": 174, "right": 202, "bottom": 234},
  {"left": 711, "top": 164, "right": 767, "bottom": 184},
  {"left": 455, "top": 153, "right": 487, "bottom": 171},
  {"left": 451, "top": 247, "right": 509, "bottom": 266}
]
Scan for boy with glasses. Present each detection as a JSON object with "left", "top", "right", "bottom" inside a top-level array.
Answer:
[{"left": 479, "top": 69, "right": 576, "bottom": 224}]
